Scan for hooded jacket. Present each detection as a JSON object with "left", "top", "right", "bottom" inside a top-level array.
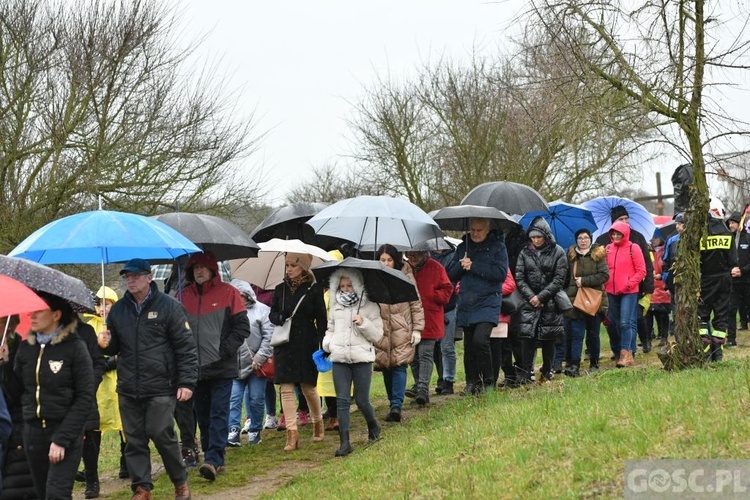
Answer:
[
  {"left": 565, "top": 242, "right": 610, "bottom": 318},
  {"left": 411, "top": 256, "right": 454, "bottom": 340},
  {"left": 14, "top": 319, "right": 94, "bottom": 449},
  {"left": 230, "top": 279, "right": 274, "bottom": 379},
  {"left": 182, "top": 253, "right": 251, "bottom": 380},
  {"left": 446, "top": 230, "right": 508, "bottom": 327},
  {"left": 374, "top": 262, "right": 425, "bottom": 370},
  {"left": 515, "top": 218, "right": 568, "bottom": 340},
  {"left": 323, "top": 269, "right": 384, "bottom": 364},
  {"left": 605, "top": 221, "right": 647, "bottom": 295},
  {"left": 104, "top": 281, "right": 198, "bottom": 397}
]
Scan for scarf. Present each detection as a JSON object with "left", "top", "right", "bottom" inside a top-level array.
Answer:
[
  {"left": 575, "top": 246, "right": 591, "bottom": 256},
  {"left": 285, "top": 272, "right": 312, "bottom": 294},
  {"left": 36, "top": 325, "right": 64, "bottom": 346},
  {"left": 335, "top": 290, "right": 359, "bottom": 307}
]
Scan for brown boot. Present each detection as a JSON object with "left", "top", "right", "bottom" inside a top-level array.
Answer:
[
  {"left": 313, "top": 420, "right": 324, "bottom": 442},
  {"left": 283, "top": 429, "right": 300, "bottom": 451},
  {"left": 324, "top": 417, "right": 339, "bottom": 431},
  {"left": 132, "top": 486, "right": 152, "bottom": 500},
  {"left": 174, "top": 482, "right": 191, "bottom": 500},
  {"left": 615, "top": 350, "right": 626, "bottom": 368},
  {"left": 622, "top": 350, "right": 634, "bottom": 367}
]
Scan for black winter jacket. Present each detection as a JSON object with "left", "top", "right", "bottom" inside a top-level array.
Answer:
[
  {"left": 104, "top": 282, "right": 198, "bottom": 398},
  {"left": 515, "top": 219, "right": 567, "bottom": 341},
  {"left": 270, "top": 279, "right": 327, "bottom": 386},
  {"left": 13, "top": 320, "right": 94, "bottom": 449},
  {"left": 732, "top": 228, "right": 750, "bottom": 283}
]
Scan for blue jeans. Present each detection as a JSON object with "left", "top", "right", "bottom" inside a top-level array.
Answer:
[
  {"left": 608, "top": 293, "right": 639, "bottom": 355},
  {"left": 441, "top": 309, "right": 457, "bottom": 382},
  {"left": 229, "top": 374, "right": 266, "bottom": 433},
  {"left": 569, "top": 314, "right": 602, "bottom": 364},
  {"left": 194, "top": 378, "right": 233, "bottom": 467},
  {"left": 382, "top": 364, "right": 407, "bottom": 410}
]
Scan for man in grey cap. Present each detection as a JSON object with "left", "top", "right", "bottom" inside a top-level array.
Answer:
[{"left": 101, "top": 258, "right": 198, "bottom": 500}]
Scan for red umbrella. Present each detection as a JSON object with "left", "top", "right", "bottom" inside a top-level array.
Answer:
[{"left": 0, "top": 275, "right": 48, "bottom": 318}]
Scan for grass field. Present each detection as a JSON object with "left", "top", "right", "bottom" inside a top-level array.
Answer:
[{"left": 89, "top": 336, "right": 750, "bottom": 499}]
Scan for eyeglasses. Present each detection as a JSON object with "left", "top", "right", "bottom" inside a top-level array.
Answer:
[{"left": 122, "top": 273, "right": 148, "bottom": 281}]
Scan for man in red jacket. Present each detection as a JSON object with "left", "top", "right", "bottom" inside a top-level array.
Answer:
[
  {"left": 181, "top": 252, "right": 250, "bottom": 482},
  {"left": 404, "top": 250, "right": 454, "bottom": 405}
]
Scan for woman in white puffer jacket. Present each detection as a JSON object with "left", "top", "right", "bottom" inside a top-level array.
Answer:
[{"left": 322, "top": 268, "right": 383, "bottom": 457}]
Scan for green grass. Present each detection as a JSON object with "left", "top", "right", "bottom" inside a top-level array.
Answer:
[{"left": 88, "top": 336, "right": 750, "bottom": 499}]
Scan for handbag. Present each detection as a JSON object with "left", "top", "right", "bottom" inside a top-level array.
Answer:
[
  {"left": 501, "top": 289, "right": 524, "bottom": 315},
  {"left": 254, "top": 356, "right": 275, "bottom": 379},
  {"left": 270, "top": 290, "right": 309, "bottom": 347},
  {"left": 571, "top": 261, "right": 603, "bottom": 316},
  {"left": 554, "top": 290, "right": 574, "bottom": 313}
]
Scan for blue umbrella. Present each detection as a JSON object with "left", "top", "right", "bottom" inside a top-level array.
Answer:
[
  {"left": 9, "top": 210, "right": 202, "bottom": 264},
  {"left": 519, "top": 201, "right": 597, "bottom": 249},
  {"left": 581, "top": 196, "right": 656, "bottom": 241}
]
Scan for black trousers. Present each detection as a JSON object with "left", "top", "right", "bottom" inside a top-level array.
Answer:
[
  {"left": 698, "top": 274, "right": 732, "bottom": 335},
  {"left": 174, "top": 398, "right": 197, "bottom": 449},
  {"left": 24, "top": 421, "right": 83, "bottom": 499},
  {"left": 463, "top": 322, "right": 495, "bottom": 387},
  {"left": 728, "top": 280, "right": 750, "bottom": 342},
  {"left": 518, "top": 338, "right": 555, "bottom": 380}
]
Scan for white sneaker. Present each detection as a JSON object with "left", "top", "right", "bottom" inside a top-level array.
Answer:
[
  {"left": 247, "top": 431, "right": 262, "bottom": 445},
  {"left": 264, "top": 415, "right": 278, "bottom": 430},
  {"left": 240, "top": 418, "right": 251, "bottom": 434},
  {"left": 227, "top": 426, "right": 241, "bottom": 447}
]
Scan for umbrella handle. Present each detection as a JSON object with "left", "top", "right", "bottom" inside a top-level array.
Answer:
[{"left": 0, "top": 320, "right": 9, "bottom": 350}]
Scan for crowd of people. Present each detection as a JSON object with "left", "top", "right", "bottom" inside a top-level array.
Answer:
[{"left": 1, "top": 201, "right": 749, "bottom": 499}]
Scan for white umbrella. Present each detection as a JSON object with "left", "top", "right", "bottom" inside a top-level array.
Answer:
[{"left": 229, "top": 238, "right": 333, "bottom": 289}]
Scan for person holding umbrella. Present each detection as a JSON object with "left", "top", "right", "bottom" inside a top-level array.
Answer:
[
  {"left": 270, "top": 253, "right": 327, "bottom": 452},
  {"left": 446, "top": 218, "right": 508, "bottom": 394},
  {"left": 322, "top": 268, "right": 384, "bottom": 456},
  {"left": 14, "top": 292, "right": 95, "bottom": 500},
  {"left": 373, "top": 244, "right": 424, "bottom": 422}
]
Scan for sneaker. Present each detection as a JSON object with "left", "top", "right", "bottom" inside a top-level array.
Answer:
[
  {"left": 247, "top": 431, "right": 262, "bottom": 445},
  {"left": 589, "top": 364, "right": 600, "bottom": 373},
  {"left": 199, "top": 463, "right": 217, "bottom": 481},
  {"left": 264, "top": 415, "right": 278, "bottom": 429},
  {"left": 727, "top": 340, "right": 738, "bottom": 347},
  {"left": 182, "top": 447, "right": 198, "bottom": 469},
  {"left": 241, "top": 418, "right": 251, "bottom": 434},
  {"left": 227, "top": 426, "right": 241, "bottom": 447},
  {"left": 277, "top": 414, "right": 286, "bottom": 431},
  {"left": 297, "top": 410, "right": 309, "bottom": 426}
]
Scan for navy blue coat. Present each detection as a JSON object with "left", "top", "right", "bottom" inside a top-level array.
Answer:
[{"left": 446, "top": 231, "right": 508, "bottom": 327}]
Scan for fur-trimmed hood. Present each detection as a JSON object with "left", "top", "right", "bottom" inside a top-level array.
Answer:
[
  {"left": 26, "top": 318, "right": 78, "bottom": 346},
  {"left": 567, "top": 243, "right": 607, "bottom": 262},
  {"left": 328, "top": 268, "right": 368, "bottom": 301}
]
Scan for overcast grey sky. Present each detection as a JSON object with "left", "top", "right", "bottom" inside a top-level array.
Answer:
[{"left": 180, "top": 1, "right": 750, "bottom": 208}]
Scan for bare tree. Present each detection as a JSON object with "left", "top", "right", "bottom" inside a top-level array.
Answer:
[
  {"left": 0, "top": 0, "right": 265, "bottom": 252},
  {"left": 286, "top": 163, "right": 383, "bottom": 204},
  {"left": 529, "top": 0, "right": 750, "bottom": 368}
]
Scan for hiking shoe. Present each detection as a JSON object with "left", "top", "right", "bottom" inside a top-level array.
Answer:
[
  {"left": 227, "top": 426, "right": 241, "bottom": 447},
  {"left": 84, "top": 480, "right": 100, "bottom": 499},
  {"left": 589, "top": 364, "right": 600, "bottom": 373},
  {"left": 131, "top": 485, "right": 152, "bottom": 500},
  {"left": 241, "top": 418, "right": 252, "bottom": 434},
  {"left": 415, "top": 391, "right": 428, "bottom": 406},
  {"left": 435, "top": 380, "right": 445, "bottom": 395},
  {"left": 404, "top": 385, "right": 417, "bottom": 398},
  {"left": 76, "top": 470, "right": 86, "bottom": 483},
  {"left": 297, "top": 410, "right": 309, "bottom": 426},
  {"left": 182, "top": 447, "right": 199, "bottom": 469},
  {"left": 174, "top": 482, "right": 191, "bottom": 500},
  {"left": 247, "top": 431, "right": 262, "bottom": 445},
  {"left": 440, "top": 381, "right": 454, "bottom": 394},
  {"left": 264, "top": 415, "right": 278, "bottom": 429},
  {"left": 199, "top": 463, "right": 217, "bottom": 481}
]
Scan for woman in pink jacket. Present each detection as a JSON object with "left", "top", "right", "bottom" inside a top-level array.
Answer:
[{"left": 605, "top": 221, "right": 647, "bottom": 367}]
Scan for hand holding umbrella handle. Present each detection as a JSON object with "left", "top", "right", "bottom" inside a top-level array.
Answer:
[{"left": 98, "top": 330, "right": 111, "bottom": 349}]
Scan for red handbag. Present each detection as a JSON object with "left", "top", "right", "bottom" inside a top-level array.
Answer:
[{"left": 255, "top": 356, "right": 275, "bottom": 379}]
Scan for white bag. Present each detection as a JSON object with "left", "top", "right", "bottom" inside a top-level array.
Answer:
[{"left": 269, "top": 292, "right": 308, "bottom": 348}]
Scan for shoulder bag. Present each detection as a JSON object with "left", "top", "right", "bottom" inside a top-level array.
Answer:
[
  {"left": 571, "top": 260, "right": 603, "bottom": 316},
  {"left": 501, "top": 289, "right": 524, "bottom": 315},
  {"left": 270, "top": 290, "right": 309, "bottom": 348}
]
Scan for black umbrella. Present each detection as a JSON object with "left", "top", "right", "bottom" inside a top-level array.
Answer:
[
  {"left": 250, "top": 202, "right": 346, "bottom": 250},
  {"left": 431, "top": 205, "right": 519, "bottom": 233},
  {"left": 152, "top": 212, "right": 259, "bottom": 260},
  {"left": 656, "top": 221, "right": 677, "bottom": 242},
  {"left": 0, "top": 255, "right": 95, "bottom": 312},
  {"left": 461, "top": 181, "right": 548, "bottom": 215},
  {"left": 311, "top": 257, "right": 418, "bottom": 304}
]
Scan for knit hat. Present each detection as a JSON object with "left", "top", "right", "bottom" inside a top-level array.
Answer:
[
  {"left": 727, "top": 211, "right": 742, "bottom": 224},
  {"left": 285, "top": 252, "right": 312, "bottom": 272},
  {"left": 674, "top": 212, "right": 685, "bottom": 224},
  {"left": 610, "top": 206, "right": 630, "bottom": 223},
  {"left": 574, "top": 228, "right": 592, "bottom": 240},
  {"left": 528, "top": 229, "right": 544, "bottom": 238}
]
